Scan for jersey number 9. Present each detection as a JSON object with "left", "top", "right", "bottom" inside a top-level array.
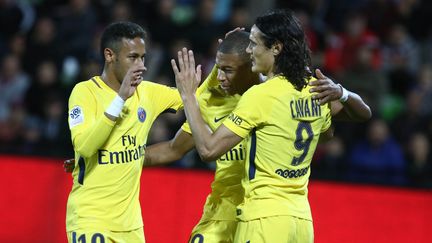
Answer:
[{"left": 291, "top": 121, "right": 313, "bottom": 166}]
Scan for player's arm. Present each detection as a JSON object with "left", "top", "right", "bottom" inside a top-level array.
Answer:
[
  {"left": 69, "top": 86, "right": 116, "bottom": 158},
  {"left": 144, "top": 128, "right": 195, "bottom": 166},
  {"left": 172, "top": 48, "right": 243, "bottom": 161},
  {"left": 70, "top": 65, "right": 144, "bottom": 157},
  {"left": 182, "top": 121, "right": 242, "bottom": 161},
  {"left": 310, "top": 69, "right": 372, "bottom": 122}
]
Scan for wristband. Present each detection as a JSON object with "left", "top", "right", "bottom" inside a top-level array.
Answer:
[
  {"left": 106, "top": 95, "right": 125, "bottom": 117},
  {"left": 338, "top": 84, "right": 349, "bottom": 103}
]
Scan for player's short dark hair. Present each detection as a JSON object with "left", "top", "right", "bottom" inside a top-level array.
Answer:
[
  {"left": 100, "top": 21, "right": 147, "bottom": 60},
  {"left": 217, "top": 30, "right": 250, "bottom": 61},
  {"left": 256, "top": 9, "right": 311, "bottom": 90}
]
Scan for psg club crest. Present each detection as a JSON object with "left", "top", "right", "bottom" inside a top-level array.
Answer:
[{"left": 137, "top": 107, "right": 146, "bottom": 123}]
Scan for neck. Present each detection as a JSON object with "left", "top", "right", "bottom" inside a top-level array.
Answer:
[
  {"left": 264, "top": 65, "right": 278, "bottom": 79},
  {"left": 100, "top": 68, "right": 120, "bottom": 92},
  {"left": 238, "top": 74, "right": 261, "bottom": 95}
]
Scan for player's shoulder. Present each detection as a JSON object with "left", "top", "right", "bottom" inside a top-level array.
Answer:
[
  {"left": 71, "top": 77, "right": 99, "bottom": 95},
  {"left": 242, "top": 81, "right": 270, "bottom": 100},
  {"left": 304, "top": 76, "right": 317, "bottom": 92},
  {"left": 73, "top": 76, "right": 104, "bottom": 89},
  {"left": 138, "top": 80, "right": 177, "bottom": 91},
  {"left": 203, "top": 85, "right": 226, "bottom": 101},
  {"left": 271, "top": 75, "right": 314, "bottom": 96},
  {"left": 74, "top": 79, "right": 93, "bottom": 88},
  {"left": 137, "top": 80, "right": 155, "bottom": 89},
  {"left": 138, "top": 80, "right": 155, "bottom": 86}
]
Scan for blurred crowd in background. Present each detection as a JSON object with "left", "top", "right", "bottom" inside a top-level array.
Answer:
[{"left": 0, "top": 0, "right": 432, "bottom": 188}]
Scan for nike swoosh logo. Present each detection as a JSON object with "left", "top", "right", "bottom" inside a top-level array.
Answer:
[{"left": 214, "top": 115, "right": 228, "bottom": 123}]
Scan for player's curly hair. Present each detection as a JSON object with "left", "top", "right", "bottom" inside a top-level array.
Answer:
[
  {"left": 100, "top": 21, "right": 147, "bottom": 60},
  {"left": 255, "top": 9, "right": 312, "bottom": 90}
]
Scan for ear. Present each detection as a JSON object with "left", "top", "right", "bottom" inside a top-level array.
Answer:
[
  {"left": 271, "top": 42, "right": 283, "bottom": 56},
  {"left": 104, "top": 48, "right": 115, "bottom": 63}
]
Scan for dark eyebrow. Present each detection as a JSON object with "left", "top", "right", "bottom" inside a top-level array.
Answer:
[{"left": 128, "top": 53, "right": 146, "bottom": 59}]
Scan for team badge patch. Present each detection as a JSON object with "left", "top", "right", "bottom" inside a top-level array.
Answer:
[
  {"left": 137, "top": 107, "right": 146, "bottom": 122},
  {"left": 69, "top": 106, "right": 84, "bottom": 128}
]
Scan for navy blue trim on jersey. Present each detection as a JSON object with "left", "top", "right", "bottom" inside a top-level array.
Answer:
[
  {"left": 249, "top": 128, "right": 257, "bottom": 180},
  {"left": 78, "top": 157, "right": 85, "bottom": 185},
  {"left": 161, "top": 108, "right": 177, "bottom": 114},
  {"left": 91, "top": 78, "right": 102, "bottom": 89}
]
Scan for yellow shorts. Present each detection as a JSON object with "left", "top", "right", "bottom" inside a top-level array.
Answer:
[
  {"left": 234, "top": 215, "right": 313, "bottom": 243},
  {"left": 189, "top": 219, "right": 238, "bottom": 243},
  {"left": 67, "top": 227, "right": 145, "bottom": 243}
]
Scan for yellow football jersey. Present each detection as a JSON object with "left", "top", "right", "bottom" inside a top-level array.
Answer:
[
  {"left": 182, "top": 70, "right": 247, "bottom": 221},
  {"left": 223, "top": 76, "right": 331, "bottom": 221},
  {"left": 66, "top": 76, "right": 182, "bottom": 232}
]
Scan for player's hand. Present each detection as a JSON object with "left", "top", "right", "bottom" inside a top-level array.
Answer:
[
  {"left": 171, "top": 47, "right": 202, "bottom": 97},
  {"left": 218, "top": 27, "right": 245, "bottom": 44},
  {"left": 309, "top": 69, "right": 342, "bottom": 105},
  {"left": 64, "top": 159, "right": 75, "bottom": 173},
  {"left": 118, "top": 64, "right": 146, "bottom": 100}
]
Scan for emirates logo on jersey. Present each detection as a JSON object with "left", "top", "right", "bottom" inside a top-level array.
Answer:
[{"left": 137, "top": 107, "right": 146, "bottom": 122}]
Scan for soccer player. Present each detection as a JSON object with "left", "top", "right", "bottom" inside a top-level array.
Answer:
[
  {"left": 171, "top": 9, "right": 347, "bottom": 243},
  {"left": 146, "top": 31, "right": 259, "bottom": 243},
  {"left": 66, "top": 21, "right": 199, "bottom": 243}
]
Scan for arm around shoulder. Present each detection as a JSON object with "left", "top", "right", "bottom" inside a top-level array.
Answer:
[{"left": 331, "top": 85, "right": 372, "bottom": 122}]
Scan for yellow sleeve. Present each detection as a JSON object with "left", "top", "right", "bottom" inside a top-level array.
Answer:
[
  {"left": 196, "top": 65, "right": 218, "bottom": 94},
  {"left": 223, "top": 88, "right": 265, "bottom": 138},
  {"left": 68, "top": 84, "right": 116, "bottom": 158},
  {"left": 146, "top": 82, "right": 183, "bottom": 113}
]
